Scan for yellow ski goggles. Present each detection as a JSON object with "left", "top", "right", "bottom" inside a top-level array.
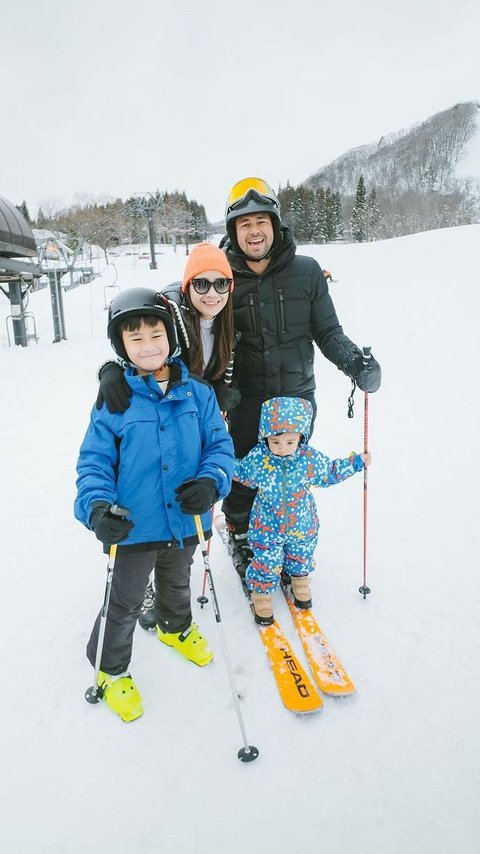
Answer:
[{"left": 226, "top": 177, "right": 279, "bottom": 215}]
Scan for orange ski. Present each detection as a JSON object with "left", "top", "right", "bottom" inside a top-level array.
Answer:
[
  {"left": 256, "top": 619, "right": 323, "bottom": 714},
  {"left": 283, "top": 589, "right": 356, "bottom": 696},
  {"left": 213, "top": 514, "right": 322, "bottom": 713}
]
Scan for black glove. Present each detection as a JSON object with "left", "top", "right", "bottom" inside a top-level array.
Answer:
[
  {"left": 89, "top": 501, "right": 134, "bottom": 544},
  {"left": 95, "top": 362, "right": 132, "bottom": 413},
  {"left": 175, "top": 478, "right": 218, "bottom": 515},
  {"left": 212, "top": 380, "right": 241, "bottom": 412},
  {"left": 348, "top": 351, "right": 382, "bottom": 393}
]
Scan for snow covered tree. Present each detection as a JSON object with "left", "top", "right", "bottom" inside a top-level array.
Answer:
[
  {"left": 279, "top": 182, "right": 346, "bottom": 243},
  {"left": 332, "top": 192, "right": 344, "bottom": 240},
  {"left": 316, "top": 190, "right": 328, "bottom": 243},
  {"left": 351, "top": 175, "right": 368, "bottom": 242},
  {"left": 367, "top": 188, "right": 381, "bottom": 240},
  {"left": 17, "top": 200, "right": 32, "bottom": 224}
]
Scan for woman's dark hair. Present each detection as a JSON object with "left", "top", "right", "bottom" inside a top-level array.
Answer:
[{"left": 184, "top": 290, "right": 234, "bottom": 380}]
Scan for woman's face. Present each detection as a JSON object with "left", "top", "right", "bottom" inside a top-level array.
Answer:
[{"left": 187, "top": 269, "right": 230, "bottom": 320}]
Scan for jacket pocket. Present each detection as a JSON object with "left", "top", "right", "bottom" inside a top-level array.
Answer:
[
  {"left": 277, "top": 289, "right": 286, "bottom": 333},
  {"left": 248, "top": 292, "right": 258, "bottom": 335}
]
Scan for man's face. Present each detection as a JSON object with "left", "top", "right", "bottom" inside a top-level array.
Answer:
[{"left": 234, "top": 212, "right": 274, "bottom": 260}]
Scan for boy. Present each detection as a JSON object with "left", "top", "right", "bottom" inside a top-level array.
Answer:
[
  {"left": 233, "top": 396, "right": 371, "bottom": 625},
  {"left": 75, "top": 287, "right": 233, "bottom": 721}
]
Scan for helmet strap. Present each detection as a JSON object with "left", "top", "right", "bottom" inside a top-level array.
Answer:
[{"left": 154, "top": 363, "right": 170, "bottom": 379}]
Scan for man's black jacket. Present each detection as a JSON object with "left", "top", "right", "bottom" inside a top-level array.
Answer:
[{"left": 220, "top": 225, "right": 363, "bottom": 399}]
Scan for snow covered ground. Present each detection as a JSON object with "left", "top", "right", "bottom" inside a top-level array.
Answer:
[{"left": 1, "top": 226, "right": 479, "bottom": 854}]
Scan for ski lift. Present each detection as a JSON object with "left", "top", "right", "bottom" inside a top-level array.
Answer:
[{"left": 0, "top": 195, "right": 41, "bottom": 347}]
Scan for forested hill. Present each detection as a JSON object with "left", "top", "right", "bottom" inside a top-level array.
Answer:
[{"left": 304, "top": 101, "right": 480, "bottom": 196}]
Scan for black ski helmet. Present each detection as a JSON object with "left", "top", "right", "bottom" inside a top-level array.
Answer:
[
  {"left": 107, "top": 287, "right": 180, "bottom": 366},
  {"left": 225, "top": 177, "right": 281, "bottom": 258}
]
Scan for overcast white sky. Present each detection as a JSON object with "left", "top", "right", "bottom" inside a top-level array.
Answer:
[{"left": 1, "top": 0, "right": 479, "bottom": 221}]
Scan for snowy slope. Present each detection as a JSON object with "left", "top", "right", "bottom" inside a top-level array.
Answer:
[{"left": 1, "top": 227, "right": 479, "bottom": 854}]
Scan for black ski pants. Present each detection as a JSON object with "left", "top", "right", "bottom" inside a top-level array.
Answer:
[
  {"left": 222, "top": 393, "right": 317, "bottom": 532},
  {"left": 86, "top": 544, "right": 196, "bottom": 675}
]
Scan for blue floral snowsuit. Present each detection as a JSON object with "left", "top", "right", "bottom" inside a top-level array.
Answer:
[{"left": 233, "top": 397, "right": 364, "bottom": 594}]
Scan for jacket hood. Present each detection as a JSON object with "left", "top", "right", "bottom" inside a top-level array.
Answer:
[
  {"left": 219, "top": 224, "right": 296, "bottom": 276},
  {"left": 259, "top": 396, "right": 313, "bottom": 442}
]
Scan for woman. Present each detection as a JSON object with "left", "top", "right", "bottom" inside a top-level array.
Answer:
[
  {"left": 164, "top": 242, "right": 240, "bottom": 411},
  {"left": 97, "top": 243, "right": 240, "bottom": 414},
  {"left": 96, "top": 243, "right": 240, "bottom": 631}
]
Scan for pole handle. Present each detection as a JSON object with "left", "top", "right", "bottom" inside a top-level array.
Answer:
[
  {"left": 110, "top": 504, "right": 130, "bottom": 517},
  {"left": 194, "top": 514, "right": 207, "bottom": 551},
  {"left": 362, "top": 345, "right": 372, "bottom": 364}
]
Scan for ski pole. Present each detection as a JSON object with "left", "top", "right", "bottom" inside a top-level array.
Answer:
[
  {"left": 85, "top": 505, "right": 129, "bottom": 704},
  {"left": 194, "top": 514, "right": 259, "bottom": 763},
  {"left": 196, "top": 508, "right": 214, "bottom": 607},
  {"left": 359, "top": 347, "right": 371, "bottom": 599},
  {"left": 198, "top": 374, "right": 233, "bottom": 606}
]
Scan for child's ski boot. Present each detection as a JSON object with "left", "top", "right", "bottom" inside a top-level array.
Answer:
[
  {"left": 156, "top": 623, "right": 213, "bottom": 666},
  {"left": 290, "top": 574, "right": 312, "bottom": 609},
  {"left": 250, "top": 591, "right": 274, "bottom": 626},
  {"left": 98, "top": 671, "right": 143, "bottom": 722}
]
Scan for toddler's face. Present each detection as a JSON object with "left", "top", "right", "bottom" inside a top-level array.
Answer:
[
  {"left": 266, "top": 432, "right": 301, "bottom": 457},
  {"left": 122, "top": 319, "right": 170, "bottom": 374}
]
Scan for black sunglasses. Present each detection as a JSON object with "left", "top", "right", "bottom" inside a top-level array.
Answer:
[{"left": 190, "top": 278, "right": 232, "bottom": 295}]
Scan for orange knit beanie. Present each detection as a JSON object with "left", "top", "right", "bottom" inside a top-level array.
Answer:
[{"left": 181, "top": 242, "right": 233, "bottom": 293}]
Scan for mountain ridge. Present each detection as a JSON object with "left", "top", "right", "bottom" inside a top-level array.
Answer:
[{"left": 303, "top": 101, "right": 480, "bottom": 197}]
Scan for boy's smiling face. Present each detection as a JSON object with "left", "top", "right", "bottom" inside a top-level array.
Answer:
[
  {"left": 122, "top": 319, "right": 170, "bottom": 374},
  {"left": 266, "top": 432, "right": 301, "bottom": 457}
]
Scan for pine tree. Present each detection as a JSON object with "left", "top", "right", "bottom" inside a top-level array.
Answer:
[
  {"left": 324, "top": 189, "right": 335, "bottom": 241},
  {"left": 309, "top": 190, "right": 322, "bottom": 242},
  {"left": 36, "top": 208, "right": 47, "bottom": 228},
  {"left": 298, "top": 186, "right": 313, "bottom": 243},
  {"left": 278, "top": 182, "right": 296, "bottom": 235},
  {"left": 332, "top": 193, "right": 344, "bottom": 240},
  {"left": 289, "top": 188, "right": 304, "bottom": 240},
  {"left": 17, "top": 200, "right": 32, "bottom": 224},
  {"left": 317, "top": 189, "right": 329, "bottom": 244},
  {"left": 367, "top": 188, "right": 381, "bottom": 240},
  {"left": 351, "top": 175, "right": 368, "bottom": 242}
]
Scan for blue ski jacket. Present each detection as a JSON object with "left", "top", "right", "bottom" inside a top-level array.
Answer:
[
  {"left": 75, "top": 359, "right": 234, "bottom": 548},
  {"left": 234, "top": 397, "right": 364, "bottom": 546}
]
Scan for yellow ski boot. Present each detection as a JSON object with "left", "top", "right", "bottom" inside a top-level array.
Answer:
[
  {"left": 98, "top": 671, "right": 143, "bottom": 722},
  {"left": 156, "top": 623, "right": 213, "bottom": 666}
]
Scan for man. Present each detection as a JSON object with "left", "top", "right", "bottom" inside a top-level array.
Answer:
[{"left": 218, "top": 177, "right": 381, "bottom": 573}]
